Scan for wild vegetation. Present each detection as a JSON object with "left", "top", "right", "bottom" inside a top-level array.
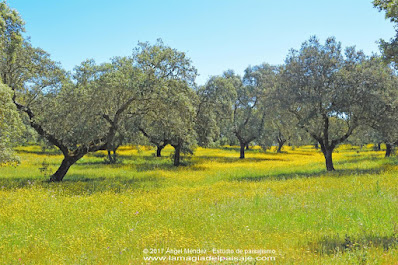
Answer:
[
  {"left": 0, "top": 145, "right": 397, "bottom": 264},
  {"left": 1, "top": 0, "right": 398, "bottom": 264}
]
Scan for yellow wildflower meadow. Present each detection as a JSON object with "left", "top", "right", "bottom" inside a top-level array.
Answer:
[{"left": 0, "top": 144, "right": 397, "bottom": 264}]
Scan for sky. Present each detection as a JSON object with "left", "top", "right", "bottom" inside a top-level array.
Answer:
[{"left": 7, "top": 0, "right": 397, "bottom": 85}]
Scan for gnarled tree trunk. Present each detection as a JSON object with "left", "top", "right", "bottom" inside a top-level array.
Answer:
[
  {"left": 156, "top": 146, "right": 163, "bottom": 157},
  {"left": 277, "top": 139, "right": 286, "bottom": 153},
  {"left": 156, "top": 144, "right": 167, "bottom": 157},
  {"left": 50, "top": 155, "right": 82, "bottom": 182}
]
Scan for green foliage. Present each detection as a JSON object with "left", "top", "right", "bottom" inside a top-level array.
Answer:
[
  {"left": 275, "top": 37, "right": 394, "bottom": 168},
  {"left": 133, "top": 40, "right": 198, "bottom": 163},
  {"left": 0, "top": 1, "right": 24, "bottom": 69},
  {"left": 373, "top": 0, "right": 398, "bottom": 65},
  {"left": 201, "top": 68, "right": 270, "bottom": 155},
  {"left": 0, "top": 83, "right": 23, "bottom": 164},
  {"left": 196, "top": 75, "right": 237, "bottom": 146},
  {"left": 373, "top": 0, "right": 398, "bottom": 23}
]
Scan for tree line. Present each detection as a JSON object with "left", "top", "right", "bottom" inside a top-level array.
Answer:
[{"left": 0, "top": 1, "right": 397, "bottom": 181}]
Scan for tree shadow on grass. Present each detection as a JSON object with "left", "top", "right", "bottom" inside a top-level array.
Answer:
[
  {"left": 339, "top": 155, "right": 398, "bottom": 168},
  {"left": 81, "top": 152, "right": 197, "bottom": 165},
  {"left": 229, "top": 167, "right": 384, "bottom": 182},
  {"left": 287, "top": 151, "right": 316, "bottom": 156},
  {"left": 343, "top": 153, "right": 381, "bottom": 160},
  {"left": 309, "top": 233, "right": 398, "bottom": 255},
  {"left": 195, "top": 156, "right": 286, "bottom": 164},
  {"left": 75, "top": 157, "right": 203, "bottom": 172},
  {"left": 133, "top": 162, "right": 180, "bottom": 172},
  {"left": 16, "top": 149, "right": 62, "bottom": 156},
  {"left": 133, "top": 162, "right": 207, "bottom": 172},
  {"left": 217, "top": 146, "right": 245, "bottom": 152},
  {"left": 217, "top": 146, "right": 306, "bottom": 155},
  {"left": 0, "top": 174, "right": 163, "bottom": 195}
]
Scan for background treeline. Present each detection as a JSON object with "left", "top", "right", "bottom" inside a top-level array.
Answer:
[{"left": 0, "top": 1, "right": 397, "bottom": 181}]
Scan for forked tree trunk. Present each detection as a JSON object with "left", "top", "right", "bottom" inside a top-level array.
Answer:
[
  {"left": 240, "top": 142, "right": 246, "bottom": 159},
  {"left": 107, "top": 149, "right": 117, "bottom": 163},
  {"left": 385, "top": 143, "right": 392, "bottom": 157},
  {"left": 277, "top": 139, "right": 286, "bottom": 153},
  {"left": 156, "top": 145, "right": 166, "bottom": 157}
]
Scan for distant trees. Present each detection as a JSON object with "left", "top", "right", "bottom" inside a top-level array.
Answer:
[
  {"left": 201, "top": 68, "right": 272, "bottom": 159},
  {"left": 2, "top": 1, "right": 398, "bottom": 182},
  {"left": 362, "top": 74, "right": 398, "bottom": 157},
  {"left": 195, "top": 75, "right": 236, "bottom": 147},
  {"left": 136, "top": 79, "right": 198, "bottom": 166},
  {"left": 372, "top": 0, "right": 398, "bottom": 156},
  {"left": 275, "top": 37, "right": 394, "bottom": 171},
  {"left": 133, "top": 41, "right": 198, "bottom": 166}
]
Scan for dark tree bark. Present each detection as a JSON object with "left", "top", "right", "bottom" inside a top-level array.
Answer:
[
  {"left": 245, "top": 144, "right": 250, "bottom": 150},
  {"left": 385, "top": 143, "right": 392, "bottom": 157},
  {"left": 277, "top": 142, "right": 284, "bottom": 153},
  {"left": 13, "top": 97, "right": 127, "bottom": 181},
  {"left": 314, "top": 143, "right": 319, "bottom": 150},
  {"left": 138, "top": 127, "right": 169, "bottom": 158},
  {"left": 234, "top": 132, "right": 256, "bottom": 159},
  {"left": 240, "top": 142, "right": 246, "bottom": 159},
  {"left": 107, "top": 150, "right": 113, "bottom": 163},
  {"left": 173, "top": 143, "right": 181, "bottom": 166},
  {"left": 377, "top": 143, "right": 381, "bottom": 151},
  {"left": 277, "top": 139, "right": 286, "bottom": 153},
  {"left": 156, "top": 143, "right": 168, "bottom": 157},
  {"left": 276, "top": 132, "right": 287, "bottom": 153},
  {"left": 107, "top": 149, "right": 117, "bottom": 163},
  {"left": 50, "top": 155, "right": 82, "bottom": 182},
  {"left": 156, "top": 145, "right": 164, "bottom": 157},
  {"left": 232, "top": 107, "right": 265, "bottom": 160},
  {"left": 295, "top": 113, "right": 356, "bottom": 172},
  {"left": 323, "top": 147, "right": 335, "bottom": 171}
]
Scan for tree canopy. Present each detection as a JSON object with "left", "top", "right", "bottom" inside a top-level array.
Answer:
[
  {"left": 0, "top": 82, "right": 23, "bottom": 164},
  {"left": 275, "top": 36, "right": 395, "bottom": 170},
  {"left": 1, "top": 1, "right": 398, "bottom": 181}
]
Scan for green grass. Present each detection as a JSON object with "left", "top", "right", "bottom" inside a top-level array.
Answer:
[{"left": 0, "top": 145, "right": 397, "bottom": 264}]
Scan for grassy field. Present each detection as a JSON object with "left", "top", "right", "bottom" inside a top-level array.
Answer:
[{"left": 0, "top": 144, "right": 397, "bottom": 264}]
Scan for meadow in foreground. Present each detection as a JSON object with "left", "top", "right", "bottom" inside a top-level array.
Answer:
[{"left": 0, "top": 145, "right": 397, "bottom": 264}]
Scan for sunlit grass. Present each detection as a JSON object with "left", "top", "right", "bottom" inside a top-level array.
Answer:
[{"left": 0, "top": 144, "right": 397, "bottom": 264}]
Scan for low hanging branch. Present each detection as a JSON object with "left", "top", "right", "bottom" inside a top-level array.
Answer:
[
  {"left": 13, "top": 90, "right": 146, "bottom": 181},
  {"left": 138, "top": 127, "right": 170, "bottom": 157},
  {"left": 14, "top": 99, "right": 110, "bottom": 181}
]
